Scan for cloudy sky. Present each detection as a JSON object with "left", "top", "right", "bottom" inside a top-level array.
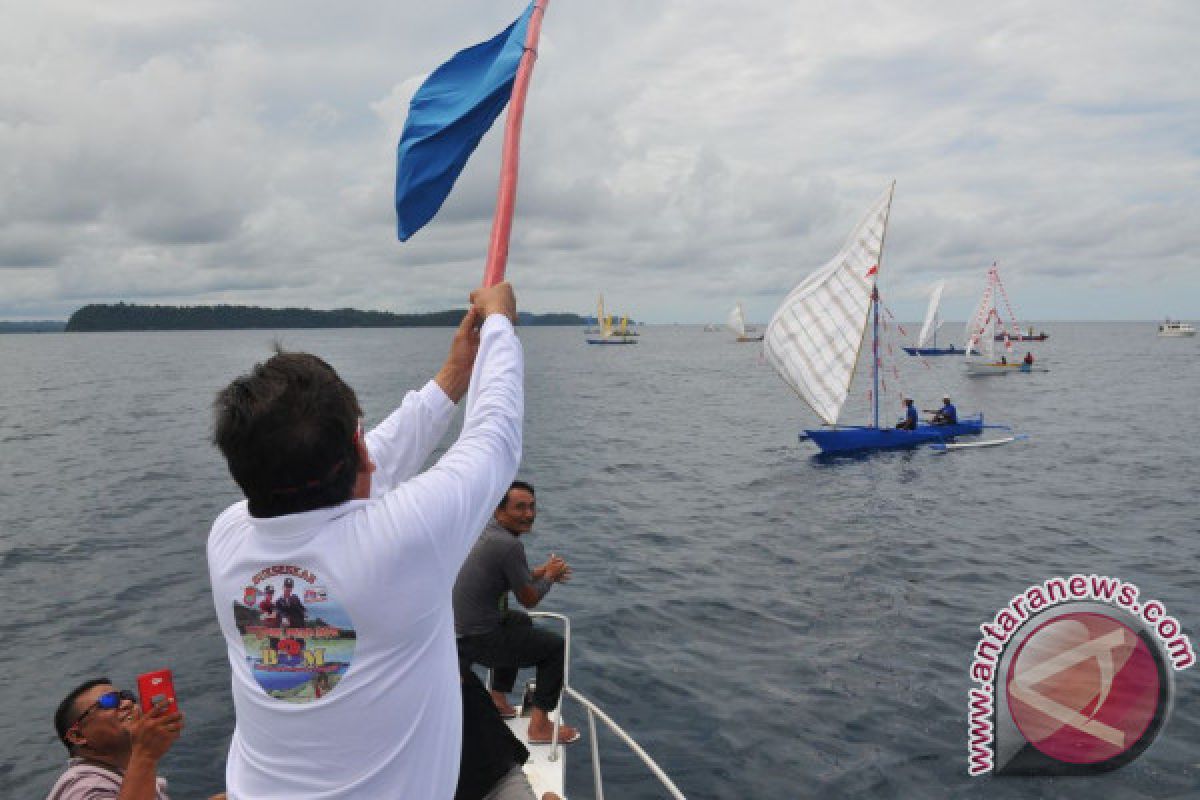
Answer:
[{"left": 3, "top": 0, "right": 1198, "bottom": 323}]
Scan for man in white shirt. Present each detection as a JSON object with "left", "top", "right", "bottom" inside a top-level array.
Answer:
[{"left": 206, "top": 283, "right": 523, "bottom": 799}]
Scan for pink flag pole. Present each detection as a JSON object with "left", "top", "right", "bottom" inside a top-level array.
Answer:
[{"left": 482, "top": 0, "right": 550, "bottom": 288}]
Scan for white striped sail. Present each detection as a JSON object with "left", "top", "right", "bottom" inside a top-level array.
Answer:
[
  {"left": 763, "top": 184, "right": 894, "bottom": 426},
  {"left": 727, "top": 302, "right": 746, "bottom": 337},
  {"left": 916, "top": 280, "right": 945, "bottom": 348}
]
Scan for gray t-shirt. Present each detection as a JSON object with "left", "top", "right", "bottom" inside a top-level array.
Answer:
[{"left": 453, "top": 519, "right": 532, "bottom": 636}]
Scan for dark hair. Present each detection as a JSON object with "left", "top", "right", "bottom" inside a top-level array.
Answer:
[
  {"left": 54, "top": 677, "right": 111, "bottom": 752},
  {"left": 498, "top": 480, "right": 535, "bottom": 510},
  {"left": 214, "top": 350, "right": 363, "bottom": 517}
]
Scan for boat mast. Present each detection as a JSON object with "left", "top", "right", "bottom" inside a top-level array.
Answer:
[
  {"left": 870, "top": 181, "right": 895, "bottom": 429},
  {"left": 872, "top": 287, "right": 880, "bottom": 428}
]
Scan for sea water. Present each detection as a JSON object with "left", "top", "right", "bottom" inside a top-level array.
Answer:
[{"left": 2, "top": 323, "right": 1197, "bottom": 798}]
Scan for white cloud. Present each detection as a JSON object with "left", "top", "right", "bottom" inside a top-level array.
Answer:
[{"left": 1, "top": 0, "right": 1197, "bottom": 321}]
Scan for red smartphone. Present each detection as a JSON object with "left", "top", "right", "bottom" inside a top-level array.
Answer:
[{"left": 137, "top": 669, "right": 179, "bottom": 714}]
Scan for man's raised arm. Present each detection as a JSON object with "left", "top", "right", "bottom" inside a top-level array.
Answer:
[
  {"left": 383, "top": 284, "right": 523, "bottom": 571},
  {"left": 366, "top": 307, "right": 482, "bottom": 494}
]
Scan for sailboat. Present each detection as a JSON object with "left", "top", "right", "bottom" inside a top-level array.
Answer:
[
  {"left": 727, "top": 302, "right": 764, "bottom": 342},
  {"left": 902, "top": 281, "right": 963, "bottom": 355},
  {"left": 586, "top": 294, "right": 637, "bottom": 345},
  {"left": 964, "top": 266, "right": 1049, "bottom": 375},
  {"left": 763, "top": 184, "right": 983, "bottom": 454}
]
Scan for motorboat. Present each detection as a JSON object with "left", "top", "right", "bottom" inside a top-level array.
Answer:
[{"left": 1157, "top": 319, "right": 1196, "bottom": 337}]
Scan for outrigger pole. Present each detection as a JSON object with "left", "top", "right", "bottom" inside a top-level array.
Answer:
[{"left": 483, "top": 0, "right": 550, "bottom": 288}]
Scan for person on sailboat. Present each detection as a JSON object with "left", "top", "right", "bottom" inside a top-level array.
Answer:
[
  {"left": 926, "top": 396, "right": 957, "bottom": 425},
  {"left": 897, "top": 398, "right": 918, "bottom": 430},
  {"left": 1023, "top": 351, "right": 1034, "bottom": 366}
]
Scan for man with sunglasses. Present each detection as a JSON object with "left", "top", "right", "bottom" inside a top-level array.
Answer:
[{"left": 47, "top": 679, "right": 182, "bottom": 800}]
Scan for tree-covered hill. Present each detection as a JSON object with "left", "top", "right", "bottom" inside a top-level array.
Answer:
[{"left": 65, "top": 303, "right": 585, "bottom": 331}]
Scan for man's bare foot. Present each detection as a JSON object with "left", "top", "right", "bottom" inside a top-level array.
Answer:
[
  {"left": 527, "top": 721, "right": 580, "bottom": 744},
  {"left": 489, "top": 689, "right": 516, "bottom": 718}
]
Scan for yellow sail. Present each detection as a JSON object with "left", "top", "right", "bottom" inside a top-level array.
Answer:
[{"left": 598, "top": 294, "right": 613, "bottom": 337}]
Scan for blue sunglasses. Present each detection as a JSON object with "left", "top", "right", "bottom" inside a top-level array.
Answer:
[{"left": 71, "top": 690, "right": 137, "bottom": 731}]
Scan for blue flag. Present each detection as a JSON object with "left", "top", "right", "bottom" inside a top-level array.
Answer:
[{"left": 394, "top": 3, "right": 535, "bottom": 241}]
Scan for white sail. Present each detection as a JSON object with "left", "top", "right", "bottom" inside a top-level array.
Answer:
[
  {"left": 763, "top": 184, "right": 895, "bottom": 426},
  {"left": 916, "top": 280, "right": 945, "bottom": 348},
  {"left": 965, "top": 269, "right": 1005, "bottom": 360},
  {"left": 727, "top": 302, "right": 747, "bottom": 337}
]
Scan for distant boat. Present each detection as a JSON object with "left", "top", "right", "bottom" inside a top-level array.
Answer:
[
  {"left": 586, "top": 294, "right": 637, "bottom": 345},
  {"left": 993, "top": 326, "right": 1048, "bottom": 342},
  {"left": 1158, "top": 319, "right": 1196, "bottom": 337},
  {"left": 964, "top": 266, "right": 1049, "bottom": 375},
  {"left": 973, "top": 270, "right": 1048, "bottom": 341},
  {"left": 726, "top": 302, "right": 764, "bottom": 342},
  {"left": 763, "top": 183, "right": 985, "bottom": 454},
  {"left": 902, "top": 280, "right": 963, "bottom": 355}
]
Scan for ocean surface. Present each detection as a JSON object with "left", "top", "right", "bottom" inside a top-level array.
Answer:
[{"left": 2, "top": 322, "right": 1198, "bottom": 799}]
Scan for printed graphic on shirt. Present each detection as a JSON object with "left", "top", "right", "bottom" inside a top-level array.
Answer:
[{"left": 233, "top": 564, "right": 356, "bottom": 704}]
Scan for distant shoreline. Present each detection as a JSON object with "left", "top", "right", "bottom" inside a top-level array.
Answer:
[
  {"left": 53, "top": 303, "right": 588, "bottom": 332},
  {"left": 0, "top": 321, "right": 66, "bottom": 333}
]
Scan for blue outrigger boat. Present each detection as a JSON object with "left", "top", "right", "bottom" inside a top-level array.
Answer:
[
  {"left": 803, "top": 414, "right": 984, "bottom": 454},
  {"left": 764, "top": 183, "right": 989, "bottom": 456},
  {"left": 902, "top": 345, "right": 965, "bottom": 356}
]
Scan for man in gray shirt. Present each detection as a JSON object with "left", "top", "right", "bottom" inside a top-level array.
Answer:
[{"left": 453, "top": 480, "right": 579, "bottom": 744}]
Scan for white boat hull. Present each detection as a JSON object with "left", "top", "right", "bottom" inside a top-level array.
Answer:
[{"left": 965, "top": 360, "right": 1048, "bottom": 375}]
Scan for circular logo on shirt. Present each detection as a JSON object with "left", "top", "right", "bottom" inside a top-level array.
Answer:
[{"left": 234, "top": 565, "right": 356, "bottom": 703}]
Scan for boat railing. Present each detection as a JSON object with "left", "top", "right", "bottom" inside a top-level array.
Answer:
[{"left": 526, "top": 611, "right": 688, "bottom": 800}]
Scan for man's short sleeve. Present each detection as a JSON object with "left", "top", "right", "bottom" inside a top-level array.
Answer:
[{"left": 499, "top": 538, "right": 533, "bottom": 593}]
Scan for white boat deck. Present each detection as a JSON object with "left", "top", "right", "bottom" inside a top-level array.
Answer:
[
  {"left": 507, "top": 705, "right": 567, "bottom": 798},
  {"left": 488, "top": 612, "right": 687, "bottom": 800}
]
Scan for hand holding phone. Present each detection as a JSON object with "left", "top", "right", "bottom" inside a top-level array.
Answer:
[{"left": 137, "top": 669, "right": 179, "bottom": 714}]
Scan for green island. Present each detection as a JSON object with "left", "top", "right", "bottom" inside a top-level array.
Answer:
[{"left": 61, "top": 303, "right": 586, "bottom": 332}]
